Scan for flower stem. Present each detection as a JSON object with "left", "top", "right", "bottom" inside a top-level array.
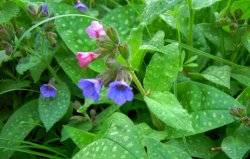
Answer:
[{"left": 124, "top": 59, "right": 146, "bottom": 96}]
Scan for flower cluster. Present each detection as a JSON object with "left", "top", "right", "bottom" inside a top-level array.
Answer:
[{"left": 76, "top": 21, "right": 133, "bottom": 105}]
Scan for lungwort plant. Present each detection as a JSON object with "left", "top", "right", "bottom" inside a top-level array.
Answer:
[{"left": 0, "top": 0, "right": 250, "bottom": 159}]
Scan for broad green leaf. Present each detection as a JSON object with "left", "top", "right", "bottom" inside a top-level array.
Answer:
[
  {"left": 231, "top": 67, "right": 250, "bottom": 87},
  {"left": 143, "top": 137, "right": 191, "bottom": 159},
  {"left": 143, "top": 43, "right": 179, "bottom": 92},
  {"left": 127, "top": 26, "right": 145, "bottom": 69},
  {"left": 38, "top": 83, "right": 71, "bottom": 131},
  {"left": 136, "top": 123, "right": 167, "bottom": 141},
  {"left": 237, "top": 86, "right": 250, "bottom": 106},
  {"left": 141, "top": 31, "right": 165, "bottom": 51},
  {"left": 141, "top": 0, "right": 182, "bottom": 25},
  {"left": 16, "top": 54, "right": 41, "bottom": 74},
  {"left": 0, "top": 80, "right": 30, "bottom": 95},
  {"left": 166, "top": 81, "right": 242, "bottom": 138},
  {"left": 202, "top": 65, "right": 231, "bottom": 89},
  {"left": 192, "top": 0, "right": 221, "bottom": 10},
  {"left": 0, "top": 1, "right": 19, "bottom": 25},
  {"left": 241, "top": 28, "right": 250, "bottom": 53},
  {"left": 0, "top": 100, "right": 40, "bottom": 159},
  {"left": 222, "top": 127, "right": 250, "bottom": 159},
  {"left": 46, "top": 1, "right": 96, "bottom": 53},
  {"left": 72, "top": 113, "right": 147, "bottom": 159},
  {"left": 168, "top": 134, "right": 218, "bottom": 158},
  {"left": 63, "top": 126, "right": 95, "bottom": 149},
  {"left": 55, "top": 51, "right": 96, "bottom": 84},
  {"left": 222, "top": 136, "right": 249, "bottom": 159},
  {"left": 144, "top": 91, "right": 193, "bottom": 131},
  {"left": 102, "top": 6, "right": 141, "bottom": 42}
]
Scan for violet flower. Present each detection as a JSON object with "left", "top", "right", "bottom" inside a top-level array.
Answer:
[
  {"left": 40, "top": 84, "right": 56, "bottom": 98},
  {"left": 75, "top": 0, "right": 88, "bottom": 12},
  {"left": 78, "top": 78, "right": 103, "bottom": 102},
  {"left": 86, "top": 21, "right": 106, "bottom": 39},
  {"left": 107, "top": 81, "right": 134, "bottom": 105},
  {"left": 41, "top": 4, "right": 48, "bottom": 16}
]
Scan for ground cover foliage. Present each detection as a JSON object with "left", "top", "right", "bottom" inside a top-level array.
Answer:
[{"left": 0, "top": 0, "right": 250, "bottom": 158}]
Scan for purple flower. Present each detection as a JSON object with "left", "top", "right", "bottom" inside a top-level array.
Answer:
[
  {"left": 40, "top": 84, "right": 56, "bottom": 98},
  {"left": 41, "top": 4, "right": 48, "bottom": 16},
  {"left": 78, "top": 78, "right": 103, "bottom": 102},
  {"left": 107, "top": 81, "right": 134, "bottom": 106},
  {"left": 75, "top": 0, "right": 88, "bottom": 12},
  {"left": 86, "top": 21, "right": 106, "bottom": 39}
]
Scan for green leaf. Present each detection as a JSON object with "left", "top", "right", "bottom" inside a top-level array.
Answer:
[
  {"left": 141, "top": 0, "right": 182, "bottom": 25},
  {"left": 72, "top": 113, "right": 147, "bottom": 159},
  {"left": 141, "top": 31, "right": 165, "bottom": 51},
  {"left": 0, "top": 1, "right": 19, "bottom": 25},
  {"left": 143, "top": 137, "right": 191, "bottom": 159},
  {"left": 38, "top": 83, "right": 71, "bottom": 131},
  {"left": 166, "top": 81, "right": 242, "bottom": 138},
  {"left": 55, "top": 51, "right": 96, "bottom": 84},
  {"left": 168, "top": 134, "right": 218, "bottom": 158},
  {"left": 16, "top": 54, "right": 41, "bottom": 74},
  {"left": 143, "top": 43, "right": 179, "bottom": 92},
  {"left": 46, "top": 1, "right": 96, "bottom": 53},
  {"left": 237, "top": 86, "right": 250, "bottom": 106},
  {"left": 0, "top": 50, "right": 10, "bottom": 66},
  {"left": 63, "top": 126, "right": 95, "bottom": 149},
  {"left": 231, "top": 67, "right": 250, "bottom": 87},
  {"left": 201, "top": 65, "right": 231, "bottom": 89},
  {"left": 0, "top": 80, "right": 30, "bottom": 95},
  {"left": 136, "top": 123, "right": 167, "bottom": 141},
  {"left": 127, "top": 26, "right": 145, "bottom": 69},
  {"left": 241, "top": 29, "right": 250, "bottom": 53},
  {"left": 144, "top": 91, "right": 193, "bottom": 131},
  {"left": 0, "top": 100, "right": 40, "bottom": 159},
  {"left": 192, "top": 0, "right": 221, "bottom": 10},
  {"left": 222, "top": 127, "right": 250, "bottom": 159},
  {"left": 102, "top": 6, "right": 140, "bottom": 42}
]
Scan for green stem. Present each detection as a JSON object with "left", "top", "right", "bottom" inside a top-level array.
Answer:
[
  {"left": 125, "top": 60, "right": 146, "bottom": 96},
  {"left": 187, "top": 0, "right": 195, "bottom": 58}
]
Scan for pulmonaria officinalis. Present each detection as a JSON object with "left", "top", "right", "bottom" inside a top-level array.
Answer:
[
  {"left": 76, "top": 52, "right": 97, "bottom": 67},
  {"left": 40, "top": 83, "right": 57, "bottom": 98},
  {"left": 86, "top": 21, "right": 106, "bottom": 39}
]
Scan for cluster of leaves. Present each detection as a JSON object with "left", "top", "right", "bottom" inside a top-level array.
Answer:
[{"left": 0, "top": 0, "right": 250, "bottom": 159}]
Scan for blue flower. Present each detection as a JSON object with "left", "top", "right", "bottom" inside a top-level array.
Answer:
[
  {"left": 75, "top": 0, "right": 88, "bottom": 12},
  {"left": 41, "top": 4, "right": 48, "bottom": 16},
  {"left": 40, "top": 84, "right": 56, "bottom": 98},
  {"left": 78, "top": 78, "right": 103, "bottom": 102},
  {"left": 107, "top": 81, "right": 134, "bottom": 105}
]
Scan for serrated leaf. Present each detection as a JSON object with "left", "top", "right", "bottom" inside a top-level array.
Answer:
[
  {"left": 63, "top": 126, "right": 95, "bottom": 149},
  {"left": 143, "top": 137, "right": 191, "bottom": 159},
  {"left": 55, "top": 51, "right": 96, "bottom": 84},
  {"left": 72, "top": 113, "right": 147, "bottom": 159},
  {"left": 144, "top": 91, "right": 193, "bottom": 131},
  {"left": 0, "top": 80, "right": 30, "bottom": 95},
  {"left": 0, "top": 1, "right": 19, "bottom": 25},
  {"left": 192, "top": 0, "right": 221, "bottom": 10},
  {"left": 38, "top": 83, "right": 71, "bottom": 131},
  {"left": 143, "top": 43, "right": 179, "bottom": 92},
  {"left": 166, "top": 81, "right": 242, "bottom": 138},
  {"left": 202, "top": 65, "right": 231, "bottom": 89},
  {"left": 0, "top": 100, "right": 40, "bottom": 159},
  {"left": 168, "top": 134, "right": 218, "bottom": 158},
  {"left": 141, "top": 0, "right": 182, "bottom": 25}
]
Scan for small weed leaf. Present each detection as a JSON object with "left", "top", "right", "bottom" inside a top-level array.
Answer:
[{"left": 39, "top": 83, "right": 71, "bottom": 131}]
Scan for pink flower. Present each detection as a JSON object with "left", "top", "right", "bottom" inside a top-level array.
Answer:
[
  {"left": 86, "top": 21, "right": 106, "bottom": 39},
  {"left": 76, "top": 52, "right": 96, "bottom": 67}
]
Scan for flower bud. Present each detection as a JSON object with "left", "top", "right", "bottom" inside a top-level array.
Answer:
[
  {"left": 72, "top": 100, "right": 82, "bottom": 110},
  {"left": 41, "top": 4, "right": 48, "bottom": 17},
  {"left": 229, "top": 23, "right": 238, "bottom": 31},
  {"left": 118, "top": 43, "right": 130, "bottom": 59},
  {"left": 76, "top": 52, "right": 97, "bottom": 67},
  {"left": 97, "top": 69, "right": 118, "bottom": 86},
  {"left": 44, "top": 23, "right": 56, "bottom": 32},
  {"left": 106, "top": 26, "right": 120, "bottom": 44},
  {"left": 27, "top": 5, "right": 37, "bottom": 16},
  {"left": 6, "top": 46, "right": 13, "bottom": 55},
  {"left": 0, "top": 27, "right": 10, "bottom": 41},
  {"left": 237, "top": 107, "right": 246, "bottom": 116},
  {"left": 237, "top": 19, "right": 245, "bottom": 25},
  {"left": 234, "top": 9, "right": 243, "bottom": 19},
  {"left": 105, "top": 56, "right": 120, "bottom": 69},
  {"left": 46, "top": 32, "right": 57, "bottom": 47},
  {"left": 94, "top": 48, "right": 110, "bottom": 58},
  {"left": 229, "top": 108, "right": 241, "bottom": 117},
  {"left": 96, "top": 36, "right": 116, "bottom": 50},
  {"left": 215, "top": 19, "right": 231, "bottom": 27},
  {"left": 116, "top": 67, "right": 132, "bottom": 83},
  {"left": 226, "top": 11, "right": 234, "bottom": 19}
]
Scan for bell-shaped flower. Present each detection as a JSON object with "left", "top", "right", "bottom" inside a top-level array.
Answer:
[
  {"left": 86, "top": 21, "right": 106, "bottom": 39},
  {"left": 78, "top": 78, "right": 103, "bottom": 102},
  {"left": 75, "top": 0, "right": 88, "bottom": 12},
  {"left": 40, "top": 83, "right": 56, "bottom": 98},
  {"left": 107, "top": 81, "right": 134, "bottom": 105},
  {"left": 76, "top": 52, "right": 96, "bottom": 67}
]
